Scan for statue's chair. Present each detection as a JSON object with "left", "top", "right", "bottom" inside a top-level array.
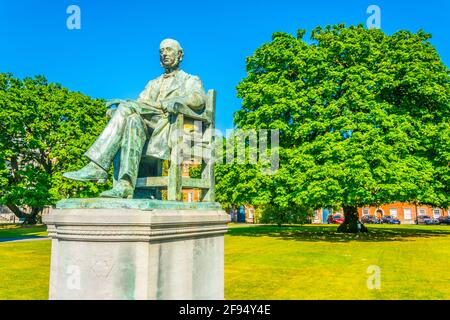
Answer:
[{"left": 113, "top": 90, "right": 216, "bottom": 202}]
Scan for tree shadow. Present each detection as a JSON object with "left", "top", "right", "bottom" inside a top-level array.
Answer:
[
  {"left": 0, "top": 236, "right": 49, "bottom": 243},
  {"left": 226, "top": 224, "right": 450, "bottom": 243}
]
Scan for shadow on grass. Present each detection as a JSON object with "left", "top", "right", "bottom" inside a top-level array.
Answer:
[
  {"left": 226, "top": 224, "right": 450, "bottom": 243},
  {"left": 0, "top": 224, "right": 47, "bottom": 239},
  {"left": 0, "top": 236, "right": 49, "bottom": 243}
]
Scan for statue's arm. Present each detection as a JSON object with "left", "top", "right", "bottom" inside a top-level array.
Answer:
[
  {"left": 104, "top": 99, "right": 124, "bottom": 118},
  {"left": 105, "top": 99, "right": 155, "bottom": 118},
  {"left": 106, "top": 76, "right": 206, "bottom": 118},
  {"left": 161, "top": 76, "right": 206, "bottom": 114},
  {"left": 136, "top": 80, "right": 164, "bottom": 110},
  {"left": 137, "top": 80, "right": 153, "bottom": 103}
]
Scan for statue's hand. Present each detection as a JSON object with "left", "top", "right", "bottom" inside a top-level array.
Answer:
[
  {"left": 105, "top": 99, "right": 123, "bottom": 118},
  {"left": 159, "top": 102, "right": 167, "bottom": 114},
  {"left": 105, "top": 99, "right": 123, "bottom": 108},
  {"left": 106, "top": 108, "right": 116, "bottom": 118},
  {"left": 162, "top": 101, "right": 179, "bottom": 115}
]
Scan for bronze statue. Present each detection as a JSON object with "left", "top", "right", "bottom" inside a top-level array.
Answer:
[{"left": 63, "top": 39, "right": 207, "bottom": 198}]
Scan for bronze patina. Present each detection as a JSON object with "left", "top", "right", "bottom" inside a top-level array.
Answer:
[{"left": 63, "top": 39, "right": 207, "bottom": 198}]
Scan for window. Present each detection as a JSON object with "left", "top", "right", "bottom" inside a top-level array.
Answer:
[
  {"left": 188, "top": 192, "right": 193, "bottom": 202},
  {"left": 419, "top": 208, "right": 426, "bottom": 215},
  {"left": 433, "top": 208, "right": 441, "bottom": 219},
  {"left": 313, "top": 210, "right": 319, "bottom": 220},
  {"left": 389, "top": 208, "right": 398, "bottom": 218},
  {"left": 362, "top": 208, "right": 370, "bottom": 216},
  {"left": 404, "top": 208, "right": 412, "bottom": 220},
  {"left": 249, "top": 208, "right": 254, "bottom": 219}
]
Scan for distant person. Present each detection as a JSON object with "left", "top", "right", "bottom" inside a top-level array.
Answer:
[{"left": 327, "top": 214, "right": 334, "bottom": 224}]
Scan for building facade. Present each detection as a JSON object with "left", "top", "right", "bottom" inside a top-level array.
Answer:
[
  {"left": 0, "top": 206, "right": 15, "bottom": 223},
  {"left": 358, "top": 203, "right": 450, "bottom": 224},
  {"left": 229, "top": 205, "right": 255, "bottom": 223},
  {"left": 181, "top": 159, "right": 203, "bottom": 203},
  {"left": 312, "top": 202, "right": 450, "bottom": 224}
]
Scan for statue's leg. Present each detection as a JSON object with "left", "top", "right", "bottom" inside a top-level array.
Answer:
[
  {"left": 84, "top": 104, "right": 135, "bottom": 170},
  {"left": 117, "top": 114, "right": 148, "bottom": 188}
]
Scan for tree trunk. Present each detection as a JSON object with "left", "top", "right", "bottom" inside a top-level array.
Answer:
[
  {"left": 27, "top": 207, "right": 42, "bottom": 225},
  {"left": 337, "top": 205, "right": 368, "bottom": 233},
  {"left": 6, "top": 204, "right": 41, "bottom": 225},
  {"left": 7, "top": 204, "right": 27, "bottom": 219}
]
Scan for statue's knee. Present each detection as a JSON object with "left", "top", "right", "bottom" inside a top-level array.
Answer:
[
  {"left": 127, "top": 114, "right": 141, "bottom": 122},
  {"left": 125, "top": 115, "right": 147, "bottom": 139},
  {"left": 117, "top": 103, "right": 135, "bottom": 116},
  {"left": 127, "top": 114, "right": 145, "bottom": 129}
]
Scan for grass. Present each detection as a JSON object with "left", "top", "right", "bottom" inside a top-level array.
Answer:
[
  {"left": 0, "top": 224, "right": 48, "bottom": 238},
  {"left": 225, "top": 223, "right": 450, "bottom": 299},
  {"left": 1, "top": 223, "right": 450, "bottom": 299},
  {"left": 0, "top": 240, "right": 50, "bottom": 300},
  {"left": 0, "top": 225, "right": 50, "bottom": 300}
]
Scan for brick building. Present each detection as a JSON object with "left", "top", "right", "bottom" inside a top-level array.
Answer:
[
  {"left": 312, "top": 202, "right": 450, "bottom": 224},
  {"left": 179, "top": 120, "right": 204, "bottom": 203},
  {"left": 0, "top": 205, "right": 15, "bottom": 223},
  {"left": 181, "top": 159, "right": 203, "bottom": 203},
  {"left": 357, "top": 203, "right": 450, "bottom": 224},
  {"left": 229, "top": 205, "right": 256, "bottom": 223}
]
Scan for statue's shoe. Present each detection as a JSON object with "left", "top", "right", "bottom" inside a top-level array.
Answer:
[
  {"left": 100, "top": 181, "right": 134, "bottom": 199},
  {"left": 63, "top": 162, "right": 107, "bottom": 183}
]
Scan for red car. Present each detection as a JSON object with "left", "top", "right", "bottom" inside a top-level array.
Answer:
[{"left": 332, "top": 214, "right": 345, "bottom": 224}]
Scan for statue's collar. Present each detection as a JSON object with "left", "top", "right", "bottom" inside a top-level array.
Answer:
[{"left": 162, "top": 68, "right": 180, "bottom": 79}]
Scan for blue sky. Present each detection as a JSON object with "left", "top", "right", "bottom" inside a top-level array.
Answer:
[{"left": 1, "top": 0, "right": 449, "bottom": 133}]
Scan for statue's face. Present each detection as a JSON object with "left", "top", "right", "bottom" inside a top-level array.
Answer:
[{"left": 160, "top": 44, "right": 181, "bottom": 69}]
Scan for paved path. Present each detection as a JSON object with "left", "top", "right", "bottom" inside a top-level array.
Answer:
[{"left": 0, "top": 236, "right": 50, "bottom": 243}]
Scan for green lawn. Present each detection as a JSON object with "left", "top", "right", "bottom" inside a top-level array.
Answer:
[
  {"left": 1, "top": 223, "right": 450, "bottom": 299},
  {"left": 0, "top": 224, "right": 48, "bottom": 238},
  {"left": 225, "top": 224, "right": 450, "bottom": 299},
  {"left": 0, "top": 225, "right": 50, "bottom": 300}
]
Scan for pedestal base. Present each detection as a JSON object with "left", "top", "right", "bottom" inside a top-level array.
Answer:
[{"left": 43, "top": 199, "right": 230, "bottom": 300}]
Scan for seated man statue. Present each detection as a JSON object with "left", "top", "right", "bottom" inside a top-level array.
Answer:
[{"left": 63, "top": 39, "right": 207, "bottom": 198}]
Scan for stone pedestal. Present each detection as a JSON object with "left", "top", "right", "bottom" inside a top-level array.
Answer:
[{"left": 43, "top": 199, "right": 230, "bottom": 300}]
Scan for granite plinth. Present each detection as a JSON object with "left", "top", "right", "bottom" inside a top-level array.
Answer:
[
  {"left": 56, "top": 198, "right": 223, "bottom": 210},
  {"left": 43, "top": 199, "right": 230, "bottom": 300}
]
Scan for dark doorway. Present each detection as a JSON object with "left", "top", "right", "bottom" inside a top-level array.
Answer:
[{"left": 237, "top": 206, "right": 246, "bottom": 223}]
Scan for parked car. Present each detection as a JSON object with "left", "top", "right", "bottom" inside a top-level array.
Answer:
[
  {"left": 416, "top": 215, "right": 438, "bottom": 225},
  {"left": 438, "top": 216, "right": 450, "bottom": 225},
  {"left": 332, "top": 214, "right": 345, "bottom": 224},
  {"left": 361, "top": 215, "right": 380, "bottom": 224},
  {"left": 381, "top": 216, "right": 401, "bottom": 224}
]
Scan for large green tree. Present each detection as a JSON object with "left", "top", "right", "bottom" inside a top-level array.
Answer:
[
  {"left": 0, "top": 74, "right": 109, "bottom": 223},
  {"left": 228, "top": 24, "right": 449, "bottom": 232}
]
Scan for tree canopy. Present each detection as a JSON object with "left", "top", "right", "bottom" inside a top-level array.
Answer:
[
  {"left": 219, "top": 24, "right": 450, "bottom": 231},
  {"left": 0, "top": 73, "right": 109, "bottom": 223}
]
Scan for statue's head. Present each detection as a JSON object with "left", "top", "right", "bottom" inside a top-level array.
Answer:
[{"left": 160, "top": 38, "right": 184, "bottom": 70}]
